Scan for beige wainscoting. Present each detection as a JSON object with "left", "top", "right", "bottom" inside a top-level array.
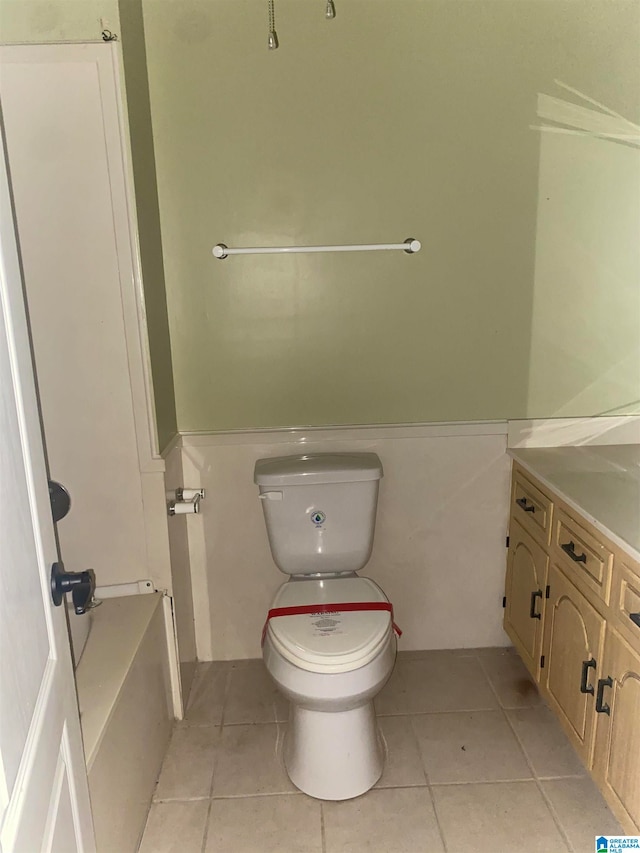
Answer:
[
  {"left": 178, "top": 422, "right": 511, "bottom": 660},
  {"left": 163, "top": 442, "right": 198, "bottom": 704}
]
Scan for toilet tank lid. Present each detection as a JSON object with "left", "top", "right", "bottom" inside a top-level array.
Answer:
[{"left": 254, "top": 453, "right": 383, "bottom": 486}]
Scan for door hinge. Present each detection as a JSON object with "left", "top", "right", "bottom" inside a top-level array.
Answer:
[
  {"left": 505, "top": 535, "right": 510, "bottom": 548},
  {"left": 540, "top": 655, "right": 545, "bottom": 668},
  {"left": 545, "top": 584, "right": 550, "bottom": 598},
  {"left": 502, "top": 596, "right": 507, "bottom": 609}
]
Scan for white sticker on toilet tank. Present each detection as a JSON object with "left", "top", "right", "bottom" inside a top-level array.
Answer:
[{"left": 310, "top": 510, "right": 326, "bottom": 526}]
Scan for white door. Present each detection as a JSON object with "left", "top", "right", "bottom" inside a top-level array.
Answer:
[{"left": 0, "top": 124, "right": 95, "bottom": 850}]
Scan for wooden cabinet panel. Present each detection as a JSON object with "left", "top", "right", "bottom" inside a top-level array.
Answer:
[
  {"left": 504, "top": 520, "right": 549, "bottom": 680},
  {"left": 553, "top": 509, "right": 613, "bottom": 605},
  {"left": 506, "top": 460, "right": 640, "bottom": 832},
  {"left": 511, "top": 470, "right": 553, "bottom": 546},
  {"left": 612, "top": 555, "right": 640, "bottom": 655},
  {"left": 541, "top": 563, "right": 606, "bottom": 766},
  {"left": 593, "top": 628, "right": 640, "bottom": 832}
]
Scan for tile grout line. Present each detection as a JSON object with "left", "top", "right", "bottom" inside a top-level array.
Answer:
[
  {"left": 201, "top": 667, "right": 233, "bottom": 853},
  {"left": 502, "top": 707, "right": 576, "bottom": 853},
  {"left": 476, "top": 653, "right": 575, "bottom": 852},
  {"left": 428, "top": 776, "right": 545, "bottom": 788},
  {"left": 142, "top": 663, "right": 226, "bottom": 852},
  {"left": 375, "top": 705, "right": 515, "bottom": 718},
  {"left": 320, "top": 801, "right": 327, "bottom": 853},
  {"left": 201, "top": 791, "right": 306, "bottom": 801},
  {"left": 164, "top": 782, "right": 536, "bottom": 800},
  {"left": 217, "top": 664, "right": 234, "bottom": 732},
  {"left": 408, "top": 713, "right": 449, "bottom": 853},
  {"left": 481, "top": 668, "right": 576, "bottom": 853}
]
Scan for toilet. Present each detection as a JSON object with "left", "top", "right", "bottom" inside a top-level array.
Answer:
[{"left": 255, "top": 452, "right": 398, "bottom": 801}]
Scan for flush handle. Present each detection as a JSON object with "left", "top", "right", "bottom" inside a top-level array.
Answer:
[{"left": 258, "top": 491, "right": 283, "bottom": 501}]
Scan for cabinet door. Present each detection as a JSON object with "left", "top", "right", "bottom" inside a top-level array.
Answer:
[
  {"left": 593, "top": 628, "right": 640, "bottom": 833},
  {"left": 504, "top": 520, "right": 549, "bottom": 681},
  {"left": 541, "top": 563, "right": 605, "bottom": 766}
]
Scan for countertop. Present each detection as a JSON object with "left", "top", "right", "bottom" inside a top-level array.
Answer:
[{"left": 508, "top": 444, "right": 640, "bottom": 562}]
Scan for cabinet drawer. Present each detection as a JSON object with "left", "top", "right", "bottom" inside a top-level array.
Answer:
[
  {"left": 511, "top": 471, "right": 553, "bottom": 545},
  {"left": 553, "top": 509, "right": 613, "bottom": 604},
  {"left": 613, "top": 558, "right": 640, "bottom": 653}
]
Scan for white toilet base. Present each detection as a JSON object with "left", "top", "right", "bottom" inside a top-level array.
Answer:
[{"left": 284, "top": 701, "right": 383, "bottom": 800}]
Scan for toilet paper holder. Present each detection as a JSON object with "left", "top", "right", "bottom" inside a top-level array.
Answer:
[{"left": 168, "top": 487, "right": 205, "bottom": 516}]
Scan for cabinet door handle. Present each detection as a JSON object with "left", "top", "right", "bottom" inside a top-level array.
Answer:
[
  {"left": 629, "top": 613, "right": 640, "bottom": 628},
  {"left": 516, "top": 497, "right": 535, "bottom": 513},
  {"left": 580, "top": 659, "right": 596, "bottom": 695},
  {"left": 529, "top": 589, "right": 543, "bottom": 620},
  {"left": 561, "top": 541, "right": 587, "bottom": 564},
  {"left": 595, "top": 676, "right": 613, "bottom": 714}
]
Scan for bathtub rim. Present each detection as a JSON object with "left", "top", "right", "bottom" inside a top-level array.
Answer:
[{"left": 75, "top": 592, "right": 165, "bottom": 768}]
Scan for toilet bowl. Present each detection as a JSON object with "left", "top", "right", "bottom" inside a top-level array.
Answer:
[
  {"left": 255, "top": 453, "right": 399, "bottom": 801},
  {"left": 263, "top": 575, "right": 396, "bottom": 800}
]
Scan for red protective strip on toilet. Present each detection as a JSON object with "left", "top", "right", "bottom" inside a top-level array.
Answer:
[{"left": 261, "top": 601, "right": 402, "bottom": 647}]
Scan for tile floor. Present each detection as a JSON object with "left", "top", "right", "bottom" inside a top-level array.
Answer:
[{"left": 139, "top": 648, "right": 622, "bottom": 853}]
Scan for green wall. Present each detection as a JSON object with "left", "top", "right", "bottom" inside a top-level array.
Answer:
[
  {"left": 118, "top": 0, "right": 178, "bottom": 451},
  {"left": 143, "top": 0, "right": 639, "bottom": 432},
  {"left": 3, "top": 0, "right": 638, "bottom": 433}
]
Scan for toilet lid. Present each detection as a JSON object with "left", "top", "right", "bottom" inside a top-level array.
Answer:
[{"left": 265, "top": 577, "right": 393, "bottom": 673}]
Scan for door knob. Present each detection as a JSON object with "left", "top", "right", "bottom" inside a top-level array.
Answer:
[
  {"left": 48, "top": 480, "right": 71, "bottom": 523},
  {"left": 50, "top": 561, "right": 96, "bottom": 614}
]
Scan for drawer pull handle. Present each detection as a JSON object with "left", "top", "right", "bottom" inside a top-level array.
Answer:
[
  {"left": 529, "top": 589, "right": 543, "bottom": 620},
  {"left": 516, "top": 497, "right": 535, "bottom": 513},
  {"left": 561, "top": 541, "right": 587, "bottom": 564},
  {"left": 580, "top": 658, "right": 596, "bottom": 695},
  {"left": 630, "top": 613, "right": 640, "bottom": 628},
  {"left": 595, "top": 676, "right": 613, "bottom": 715}
]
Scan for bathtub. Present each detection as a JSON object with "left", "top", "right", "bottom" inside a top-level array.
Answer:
[{"left": 74, "top": 593, "right": 173, "bottom": 852}]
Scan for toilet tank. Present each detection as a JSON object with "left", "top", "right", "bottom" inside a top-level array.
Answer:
[{"left": 254, "top": 453, "right": 383, "bottom": 576}]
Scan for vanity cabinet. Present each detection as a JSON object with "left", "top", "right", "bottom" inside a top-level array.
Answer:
[
  {"left": 592, "top": 627, "right": 640, "bottom": 831},
  {"left": 541, "top": 562, "right": 605, "bottom": 766},
  {"left": 504, "top": 521, "right": 549, "bottom": 680},
  {"left": 504, "top": 461, "right": 640, "bottom": 833}
]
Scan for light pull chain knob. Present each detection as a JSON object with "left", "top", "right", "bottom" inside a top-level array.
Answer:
[{"left": 267, "top": 0, "right": 279, "bottom": 49}]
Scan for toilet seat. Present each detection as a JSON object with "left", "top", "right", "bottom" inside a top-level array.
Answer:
[{"left": 265, "top": 577, "right": 396, "bottom": 674}]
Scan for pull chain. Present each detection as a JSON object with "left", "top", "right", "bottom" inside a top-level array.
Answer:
[
  {"left": 266, "top": 0, "right": 334, "bottom": 49},
  {"left": 268, "top": 0, "right": 279, "bottom": 49}
]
